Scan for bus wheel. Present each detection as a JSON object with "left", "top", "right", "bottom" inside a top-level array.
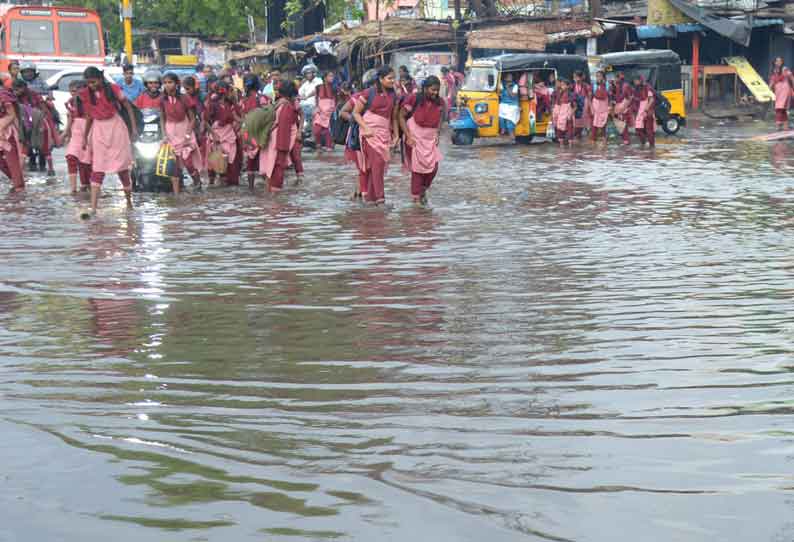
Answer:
[
  {"left": 515, "top": 135, "right": 533, "bottom": 145},
  {"left": 451, "top": 129, "right": 474, "bottom": 146},
  {"left": 662, "top": 116, "right": 681, "bottom": 135}
]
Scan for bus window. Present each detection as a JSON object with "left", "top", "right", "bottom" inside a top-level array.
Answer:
[
  {"left": 10, "top": 19, "right": 55, "bottom": 54},
  {"left": 58, "top": 21, "right": 100, "bottom": 56}
]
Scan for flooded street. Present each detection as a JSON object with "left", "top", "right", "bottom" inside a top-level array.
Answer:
[{"left": 3, "top": 119, "right": 794, "bottom": 541}]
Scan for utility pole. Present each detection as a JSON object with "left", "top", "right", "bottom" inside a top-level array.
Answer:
[{"left": 121, "top": 0, "right": 133, "bottom": 61}]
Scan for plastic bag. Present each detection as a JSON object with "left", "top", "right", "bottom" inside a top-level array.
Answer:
[
  {"left": 154, "top": 143, "right": 178, "bottom": 179},
  {"left": 207, "top": 146, "right": 228, "bottom": 175}
]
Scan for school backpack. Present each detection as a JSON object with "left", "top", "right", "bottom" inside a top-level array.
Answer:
[
  {"left": 331, "top": 106, "right": 350, "bottom": 145},
  {"left": 346, "top": 86, "right": 397, "bottom": 151},
  {"left": 240, "top": 104, "right": 278, "bottom": 150},
  {"left": 574, "top": 93, "right": 585, "bottom": 119},
  {"left": 346, "top": 87, "right": 375, "bottom": 152}
]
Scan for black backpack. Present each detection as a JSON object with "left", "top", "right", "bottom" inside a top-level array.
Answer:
[
  {"left": 331, "top": 108, "right": 349, "bottom": 145},
  {"left": 346, "top": 87, "right": 375, "bottom": 152}
]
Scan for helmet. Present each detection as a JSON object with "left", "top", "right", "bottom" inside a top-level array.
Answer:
[
  {"left": 19, "top": 61, "right": 36, "bottom": 72},
  {"left": 301, "top": 64, "right": 317, "bottom": 76},
  {"left": 143, "top": 69, "right": 162, "bottom": 84},
  {"left": 362, "top": 68, "right": 377, "bottom": 87}
]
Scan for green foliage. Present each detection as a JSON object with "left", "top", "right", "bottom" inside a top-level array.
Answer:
[{"left": 54, "top": 0, "right": 268, "bottom": 50}]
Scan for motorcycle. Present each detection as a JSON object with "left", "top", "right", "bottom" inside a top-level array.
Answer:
[{"left": 131, "top": 108, "right": 174, "bottom": 193}]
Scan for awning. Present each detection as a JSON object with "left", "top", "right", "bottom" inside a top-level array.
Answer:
[{"left": 637, "top": 17, "right": 783, "bottom": 42}]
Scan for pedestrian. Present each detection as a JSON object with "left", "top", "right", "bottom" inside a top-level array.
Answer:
[
  {"left": 115, "top": 64, "right": 144, "bottom": 102},
  {"left": 440, "top": 66, "right": 457, "bottom": 110},
  {"left": 135, "top": 70, "right": 163, "bottom": 110},
  {"left": 299, "top": 65, "right": 322, "bottom": 128},
  {"left": 161, "top": 72, "right": 203, "bottom": 193},
  {"left": 632, "top": 75, "right": 656, "bottom": 147},
  {"left": 573, "top": 70, "right": 592, "bottom": 139},
  {"left": 397, "top": 65, "right": 416, "bottom": 96},
  {"left": 769, "top": 57, "right": 793, "bottom": 130},
  {"left": 353, "top": 65, "right": 399, "bottom": 206},
  {"left": 498, "top": 72, "right": 519, "bottom": 136},
  {"left": 552, "top": 78, "right": 575, "bottom": 146},
  {"left": 0, "top": 86, "right": 24, "bottom": 191},
  {"left": 312, "top": 71, "right": 336, "bottom": 151},
  {"left": 4, "top": 61, "right": 19, "bottom": 89},
  {"left": 79, "top": 66, "right": 137, "bottom": 214},
  {"left": 259, "top": 80, "right": 299, "bottom": 193},
  {"left": 611, "top": 72, "right": 633, "bottom": 145},
  {"left": 342, "top": 89, "right": 365, "bottom": 200},
  {"left": 181, "top": 76, "right": 207, "bottom": 172},
  {"left": 400, "top": 75, "right": 443, "bottom": 205},
  {"left": 590, "top": 70, "right": 610, "bottom": 143},
  {"left": 263, "top": 68, "right": 280, "bottom": 101},
  {"left": 289, "top": 89, "right": 305, "bottom": 185},
  {"left": 13, "top": 80, "right": 58, "bottom": 176},
  {"left": 204, "top": 81, "right": 242, "bottom": 185},
  {"left": 240, "top": 74, "right": 269, "bottom": 188},
  {"left": 63, "top": 79, "right": 92, "bottom": 193}
]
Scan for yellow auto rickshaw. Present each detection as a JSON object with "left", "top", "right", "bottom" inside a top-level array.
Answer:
[
  {"left": 591, "top": 49, "right": 686, "bottom": 135},
  {"left": 451, "top": 53, "right": 589, "bottom": 145}
]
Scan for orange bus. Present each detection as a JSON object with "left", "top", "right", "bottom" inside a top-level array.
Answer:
[{"left": 0, "top": 4, "right": 105, "bottom": 74}]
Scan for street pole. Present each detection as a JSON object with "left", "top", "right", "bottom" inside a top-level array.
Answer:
[{"left": 122, "top": 0, "right": 133, "bottom": 62}]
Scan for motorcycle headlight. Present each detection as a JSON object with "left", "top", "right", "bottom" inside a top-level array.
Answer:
[
  {"left": 474, "top": 102, "right": 488, "bottom": 114},
  {"left": 135, "top": 141, "right": 160, "bottom": 160}
]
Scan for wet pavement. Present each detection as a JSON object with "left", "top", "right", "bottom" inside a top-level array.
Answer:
[{"left": 2, "top": 118, "right": 794, "bottom": 542}]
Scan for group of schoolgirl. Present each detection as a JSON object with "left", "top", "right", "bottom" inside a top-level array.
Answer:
[
  {"left": 338, "top": 65, "right": 445, "bottom": 206},
  {"left": 53, "top": 67, "right": 315, "bottom": 213},
  {"left": 501, "top": 69, "right": 659, "bottom": 147}
]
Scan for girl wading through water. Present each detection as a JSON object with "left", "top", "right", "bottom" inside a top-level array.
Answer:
[
  {"left": 769, "top": 57, "right": 794, "bottom": 130},
  {"left": 399, "top": 75, "right": 444, "bottom": 205},
  {"left": 259, "top": 80, "right": 300, "bottom": 193},
  {"left": 161, "top": 72, "right": 203, "bottom": 193},
  {"left": 353, "top": 66, "right": 399, "bottom": 206},
  {"left": 63, "top": 79, "right": 93, "bottom": 193},
  {"left": 80, "top": 66, "right": 137, "bottom": 213},
  {"left": 0, "top": 85, "right": 24, "bottom": 192}
]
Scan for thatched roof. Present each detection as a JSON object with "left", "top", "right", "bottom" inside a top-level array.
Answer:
[{"left": 327, "top": 19, "right": 455, "bottom": 61}]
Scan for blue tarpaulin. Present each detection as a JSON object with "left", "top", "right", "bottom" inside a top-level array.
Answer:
[{"left": 637, "top": 18, "right": 783, "bottom": 43}]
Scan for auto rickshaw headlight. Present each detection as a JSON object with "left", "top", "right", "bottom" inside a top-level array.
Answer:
[{"left": 474, "top": 102, "right": 488, "bottom": 113}]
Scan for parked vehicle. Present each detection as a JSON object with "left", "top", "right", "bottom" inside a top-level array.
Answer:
[
  {"left": 451, "top": 53, "right": 589, "bottom": 145},
  {"left": 591, "top": 49, "right": 686, "bottom": 135}
]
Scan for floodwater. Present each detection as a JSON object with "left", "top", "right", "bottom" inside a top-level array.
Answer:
[{"left": 2, "top": 119, "right": 794, "bottom": 542}]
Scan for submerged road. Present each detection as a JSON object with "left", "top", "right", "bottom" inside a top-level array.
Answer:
[{"left": 2, "top": 119, "right": 794, "bottom": 541}]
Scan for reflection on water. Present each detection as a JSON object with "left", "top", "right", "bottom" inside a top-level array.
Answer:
[{"left": 2, "top": 121, "right": 794, "bottom": 541}]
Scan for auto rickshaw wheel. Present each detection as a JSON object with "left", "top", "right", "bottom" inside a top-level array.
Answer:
[
  {"left": 515, "top": 135, "right": 533, "bottom": 145},
  {"left": 451, "top": 129, "right": 474, "bottom": 146},
  {"left": 662, "top": 116, "right": 681, "bottom": 135}
]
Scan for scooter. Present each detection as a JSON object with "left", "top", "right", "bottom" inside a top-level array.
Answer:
[{"left": 132, "top": 109, "right": 173, "bottom": 193}]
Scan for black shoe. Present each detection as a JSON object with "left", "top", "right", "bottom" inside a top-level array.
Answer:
[
  {"left": 47, "top": 169, "right": 56, "bottom": 177},
  {"left": 27, "top": 160, "right": 37, "bottom": 172},
  {"left": 38, "top": 163, "right": 46, "bottom": 172}
]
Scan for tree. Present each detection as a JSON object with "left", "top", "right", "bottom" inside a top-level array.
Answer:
[{"left": 55, "top": 0, "right": 268, "bottom": 50}]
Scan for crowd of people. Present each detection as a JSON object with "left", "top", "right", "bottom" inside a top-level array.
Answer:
[
  {"left": 0, "top": 59, "right": 448, "bottom": 213},
  {"left": 497, "top": 69, "right": 659, "bottom": 147}
]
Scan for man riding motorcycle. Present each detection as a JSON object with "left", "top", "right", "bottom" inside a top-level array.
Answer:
[{"left": 134, "top": 70, "right": 163, "bottom": 110}]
